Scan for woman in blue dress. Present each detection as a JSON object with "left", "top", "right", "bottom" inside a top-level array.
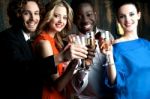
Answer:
[{"left": 101, "top": 1, "right": 150, "bottom": 99}]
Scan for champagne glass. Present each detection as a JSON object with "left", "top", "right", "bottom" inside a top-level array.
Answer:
[
  {"left": 72, "top": 35, "right": 86, "bottom": 70},
  {"left": 100, "top": 31, "right": 111, "bottom": 67},
  {"left": 72, "top": 32, "right": 96, "bottom": 70},
  {"left": 84, "top": 31, "right": 96, "bottom": 69}
]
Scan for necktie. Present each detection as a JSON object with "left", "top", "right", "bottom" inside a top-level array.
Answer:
[
  {"left": 27, "top": 39, "right": 33, "bottom": 55},
  {"left": 27, "top": 39, "right": 32, "bottom": 48}
]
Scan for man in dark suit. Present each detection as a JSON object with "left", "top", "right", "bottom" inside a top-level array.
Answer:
[{"left": 0, "top": 0, "right": 57, "bottom": 99}]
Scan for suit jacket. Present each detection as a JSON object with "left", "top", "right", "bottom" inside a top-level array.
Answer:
[{"left": 0, "top": 27, "right": 57, "bottom": 99}]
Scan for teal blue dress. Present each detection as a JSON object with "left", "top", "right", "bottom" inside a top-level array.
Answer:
[{"left": 105, "top": 38, "right": 150, "bottom": 99}]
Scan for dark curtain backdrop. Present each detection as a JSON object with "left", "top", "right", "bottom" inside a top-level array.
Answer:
[{"left": 0, "top": 0, "right": 150, "bottom": 40}]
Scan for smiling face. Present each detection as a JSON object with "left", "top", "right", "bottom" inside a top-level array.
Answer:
[
  {"left": 48, "top": 5, "right": 67, "bottom": 34},
  {"left": 21, "top": 1, "right": 40, "bottom": 33},
  {"left": 117, "top": 4, "right": 141, "bottom": 33},
  {"left": 75, "top": 3, "right": 96, "bottom": 34}
]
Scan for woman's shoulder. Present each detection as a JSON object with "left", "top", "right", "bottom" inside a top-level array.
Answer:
[
  {"left": 113, "top": 38, "right": 123, "bottom": 44},
  {"left": 35, "top": 32, "right": 50, "bottom": 40},
  {"left": 139, "top": 38, "right": 150, "bottom": 47},
  {"left": 34, "top": 32, "right": 55, "bottom": 43},
  {"left": 139, "top": 38, "right": 150, "bottom": 43},
  {"left": 33, "top": 32, "right": 53, "bottom": 49},
  {"left": 113, "top": 37, "right": 138, "bottom": 44}
]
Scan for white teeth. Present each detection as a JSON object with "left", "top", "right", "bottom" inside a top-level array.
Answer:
[
  {"left": 56, "top": 24, "right": 63, "bottom": 28},
  {"left": 29, "top": 22, "right": 35, "bottom": 25},
  {"left": 56, "top": 25, "right": 61, "bottom": 28},
  {"left": 28, "top": 24, "right": 37, "bottom": 28},
  {"left": 28, "top": 20, "right": 38, "bottom": 26},
  {"left": 126, "top": 24, "right": 132, "bottom": 27},
  {"left": 84, "top": 24, "right": 91, "bottom": 29}
]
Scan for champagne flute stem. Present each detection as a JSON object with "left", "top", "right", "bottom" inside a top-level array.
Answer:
[{"left": 81, "top": 59, "right": 85, "bottom": 69}]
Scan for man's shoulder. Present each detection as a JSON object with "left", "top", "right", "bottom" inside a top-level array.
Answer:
[
  {"left": 96, "top": 27, "right": 111, "bottom": 34},
  {"left": 96, "top": 28, "right": 106, "bottom": 33},
  {"left": 95, "top": 28, "right": 114, "bottom": 39},
  {"left": 98, "top": 28, "right": 114, "bottom": 38},
  {"left": 0, "top": 27, "right": 15, "bottom": 37},
  {"left": 0, "top": 27, "right": 22, "bottom": 39},
  {"left": 1, "top": 27, "right": 14, "bottom": 33}
]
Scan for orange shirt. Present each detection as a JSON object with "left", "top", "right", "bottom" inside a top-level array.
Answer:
[{"left": 33, "top": 32, "right": 65, "bottom": 99}]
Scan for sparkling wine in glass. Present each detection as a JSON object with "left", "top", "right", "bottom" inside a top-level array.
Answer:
[
  {"left": 83, "top": 31, "right": 96, "bottom": 69},
  {"left": 101, "top": 31, "right": 111, "bottom": 66},
  {"left": 73, "top": 33, "right": 96, "bottom": 70}
]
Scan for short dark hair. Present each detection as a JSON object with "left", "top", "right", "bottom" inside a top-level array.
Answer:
[
  {"left": 71, "top": 0, "right": 95, "bottom": 15},
  {"left": 7, "top": 0, "right": 45, "bottom": 26}
]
